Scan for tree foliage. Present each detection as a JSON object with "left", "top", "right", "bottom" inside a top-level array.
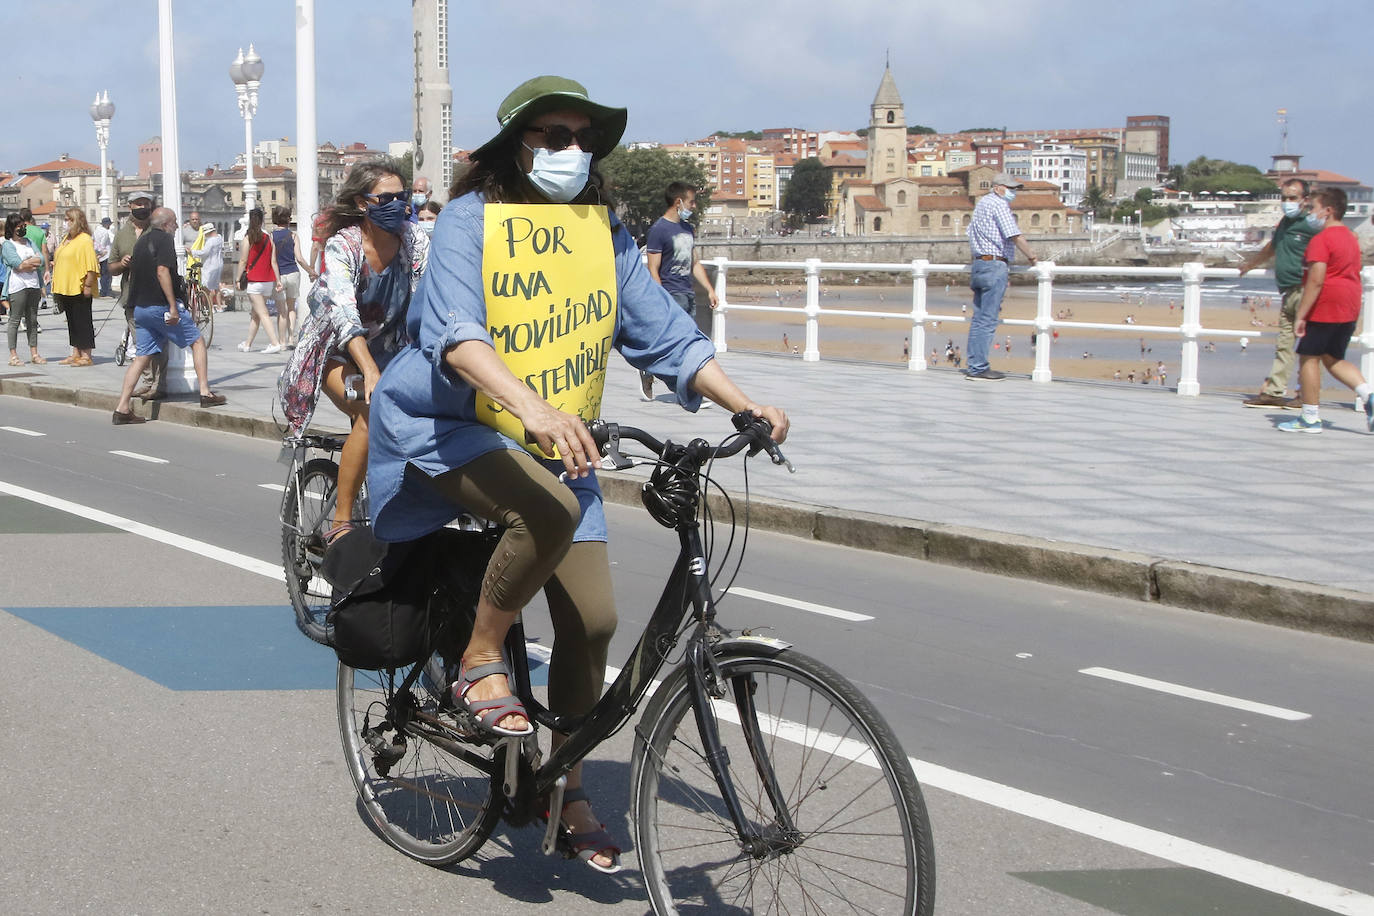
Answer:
[
  {"left": 907, "top": 125, "right": 936, "bottom": 135},
  {"left": 599, "top": 147, "right": 712, "bottom": 239},
  {"left": 1081, "top": 182, "right": 1109, "bottom": 218},
  {"left": 1179, "top": 156, "right": 1276, "bottom": 195},
  {"left": 958, "top": 127, "right": 1002, "bottom": 134},
  {"left": 714, "top": 129, "right": 762, "bottom": 140},
  {"left": 782, "top": 157, "right": 830, "bottom": 223}
]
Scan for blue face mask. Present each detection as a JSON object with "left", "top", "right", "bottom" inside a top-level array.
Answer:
[
  {"left": 411, "top": 192, "right": 428, "bottom": 209},
  {"left": 366, "top": 197, "right": 409, "bottom": 234},
  {"left": 678, "top": 205, "right": 693, "bottom": 220},
  {"left": 1281, "top": 200, "right": 1303, "bottom": 218},
  {"left": 1003, "top": 189, "right": 1017, "bottom": 203},
  {"left": 1305, "top": 210, "right": 1326, "bottom": 231}
]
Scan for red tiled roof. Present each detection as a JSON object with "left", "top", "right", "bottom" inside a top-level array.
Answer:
[
  {"left": 30, "top": 202, "right": 59, "bottom": 216},
  {"left": 825, "top": 155, "right": 865, "bottom": 168},
  {"left": 853, "top": 195, "right": 888, "bottom": 211},
  {"left": 914, "top": 177, "right": 963, "bottom": 186},
  {"left": 1010, "top": 194, "right": 1069, "bottom": 209},
  {"left": 21, "top": 156, "right": 101, "bottom": 173},
  {"left": 918, "top": 197, "right": 974, "bottom": 210}
]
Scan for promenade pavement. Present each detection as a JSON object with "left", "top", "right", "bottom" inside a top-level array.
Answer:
[{"left": 4, "top": 300, "right": 1372, "bottom": 636}]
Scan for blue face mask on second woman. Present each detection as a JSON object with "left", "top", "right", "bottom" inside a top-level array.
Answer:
[{"left": 367, "top": 197, "right": 410, "bottom": 234}]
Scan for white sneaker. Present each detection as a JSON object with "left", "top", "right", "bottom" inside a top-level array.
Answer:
[
  {"left": 262, "top": 344, "right": 282, "bottom": 354},
  {"left": 236, "top": 341, "right": 251, "bottom": 352}
]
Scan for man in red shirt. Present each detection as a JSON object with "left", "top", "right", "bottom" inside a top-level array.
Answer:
[{"left": 1278, "top": 187, "right": 1373, "bottom": 433}]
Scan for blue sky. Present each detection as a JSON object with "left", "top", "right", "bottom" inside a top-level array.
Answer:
[{"left": 5, "top": 0, "right": 1372, "bottom": 184}]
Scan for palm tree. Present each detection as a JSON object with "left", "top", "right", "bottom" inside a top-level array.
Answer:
[{"left": 1081, "top": 183, "right": 1108, "bottom": 219}]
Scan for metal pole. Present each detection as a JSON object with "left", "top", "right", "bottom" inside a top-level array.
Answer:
[
  {"left": 803, "top": 257, "right": 821, "bottom": 362},
  {"left": 710, "top": 257, "right": 728, "bottom": 354},
  {"left": 1177, "top": 261, "right": 1203, "bottom": 396},
  {"left": 295, "top": 0, "right": 319, "bottom": 229},
  {"left": 1033, "top": 261, "right": 1054, "bottom": 383},
  {"left": 156, "top": 0, "right": 182, "bottom": 249},
  {"left": 909, "top": 259, "right": 928, "bottom": 371},
  {"left": 97, "top": 122, "right": 110, "bottom": 223},
  {"left": 243, "top": 94, "right": 257, "bottom": 213},
  {"left": 157, "top": 0, "right": 195, "bottom": 395}
]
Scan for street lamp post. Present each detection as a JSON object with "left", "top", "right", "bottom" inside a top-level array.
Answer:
[
  {"left": 89, "top": 91, "right": 115, "bottom": 223},
  {"left": 230, "top": 45, "right": 265, "bottom": 214}
]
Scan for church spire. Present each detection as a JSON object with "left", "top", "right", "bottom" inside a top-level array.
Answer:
[{"left": 873, "top": 63, "right": 903, "bottom": 108}]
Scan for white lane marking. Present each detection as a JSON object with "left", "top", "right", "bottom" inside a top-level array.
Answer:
[
  {"left": 1080, "top": 667, "right": 1311, "bottom": 722},
  {"left": 0, "top": 480, "right": 284, "bottom": 581},
  {"left": 109, "top": 449, "right": 170, "bottom": 465},
  {"left": 259, "top": 483, "right": 286, "bottom": 492},
  {"left": 0, "top": 426, "right": 45, "bottom": 437},
  {"left": 727, "top": 585, "right": 874, "bottom": 622},
  {"left": 2, "top": 481, "right": 1364, "bottom": 912}
]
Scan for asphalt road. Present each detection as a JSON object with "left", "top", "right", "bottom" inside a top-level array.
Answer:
[{"left": 2, "top": 394, "right": 1371, "bottom": 916}]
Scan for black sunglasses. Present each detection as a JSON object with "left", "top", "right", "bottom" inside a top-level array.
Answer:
[
  {"left": 524, "top": 124, "right": 602, "bottom": 153},
  {"left": 364, "top": 190, "right": 411, "bottom": 206}
]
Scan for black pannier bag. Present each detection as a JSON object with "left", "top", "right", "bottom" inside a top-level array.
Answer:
[{"left": 320, "top": 525, "right": 493, "bottom": 671}]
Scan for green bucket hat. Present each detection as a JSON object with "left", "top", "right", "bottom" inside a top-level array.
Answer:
[{"left": 470, "top": 75, "right": 627, "bottom": 163}]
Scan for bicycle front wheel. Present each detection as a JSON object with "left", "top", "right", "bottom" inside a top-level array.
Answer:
[
  {"left": 337, "top": 661, "right": 502, "bottom": 865},
  {"left": 281, "top": 457, "right": 338, "bottom": 645},
  {"left": 190, "top": 286, "right": 213, "bottom": 346},
  {"left": 631, "top": 647, "right": 935, "bottom": 915}
]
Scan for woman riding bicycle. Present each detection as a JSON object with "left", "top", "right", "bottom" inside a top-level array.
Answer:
[
  {"left": 279, "top": 157, "right": 429, "bottom": 543},
  {"left": 365, "top": 75, "right": 788, "bottom": 873}
]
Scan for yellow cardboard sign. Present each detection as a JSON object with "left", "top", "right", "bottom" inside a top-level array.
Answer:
[{"left": 477, "top": 203, "right": 618, "bottom": 457}]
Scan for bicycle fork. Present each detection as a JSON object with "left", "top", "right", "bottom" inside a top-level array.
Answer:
[{"left": 686, "top": 639, "right": 802, "bottom": 859}]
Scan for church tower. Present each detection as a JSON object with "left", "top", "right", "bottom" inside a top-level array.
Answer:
[{"left": 867, "top": 63, "right": 906, "bottom": 183}]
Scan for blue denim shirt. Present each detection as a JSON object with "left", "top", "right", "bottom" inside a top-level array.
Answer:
[{"left": 368, "top": 191, "right": 717, "bottom": 543}]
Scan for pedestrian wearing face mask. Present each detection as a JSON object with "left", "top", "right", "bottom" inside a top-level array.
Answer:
[
  {"left": 364, "top": 76, "right": 789, "bottom": 874},
  {"left": 1239, "top": 177, "right": 1318, "bottom": 409},
  {"left": 278, "top": 157, "right": 429, "bottom": 541},
  {"left": 409, "top": 175, "right": 433, "bottom": 224},
  {"left": 1277, "top": 187, "right": 1374, "bottom": 434},
  {"left": 109, "top": 190, "right": 168, "bottom": 398},
  {"left": 638, "top": 181, "right": 719, "bottom": 399},
  {"left": 417, "top": 200, "right": 442, "bottom": 239},
  {"left": 964, "top": 172, "right": 1038, "bottom": 381}
]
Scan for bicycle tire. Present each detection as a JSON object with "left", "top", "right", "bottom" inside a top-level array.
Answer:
[
  {"left": 281, "top": 457, "right": 339, "bottom": 646},
  {"left": 190, "top": 285, "right": 213, "bottom": 347},
  {"left": 337, "top": 660, "right": 503, "bottom": 865},
  {"left": 631, "top": 646, "right": 935, "bottom": 916}
]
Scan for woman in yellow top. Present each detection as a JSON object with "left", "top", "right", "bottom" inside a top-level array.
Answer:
[{"left": 52, "top": 208, "right": 100, "bottom": 366}]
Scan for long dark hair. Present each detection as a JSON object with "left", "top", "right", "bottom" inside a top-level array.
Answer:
[
  {"left": 246, "top": 208, "right": 266, "bottom": 248},
  {"left": 322, "top": 156, "right": 406, "bottom": 239},
  {"left": 452, "top": 134, "right": 609, "bottom": 207},
  {"left": 5, "top": 213, "right": 26, "bottom": 242}
]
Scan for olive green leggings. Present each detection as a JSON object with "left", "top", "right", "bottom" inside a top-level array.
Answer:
[{"left": 430, "top": 448, "right": 618, "bottom": 717}]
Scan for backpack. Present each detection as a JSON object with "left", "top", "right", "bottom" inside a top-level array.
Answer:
[{"left": 320, "top": 525, "right": 494, "bottom": 670}]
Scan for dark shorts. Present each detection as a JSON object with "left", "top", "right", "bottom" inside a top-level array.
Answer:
[{"left": 1296, "top": 320, "right": 1357, "bottom": 360}]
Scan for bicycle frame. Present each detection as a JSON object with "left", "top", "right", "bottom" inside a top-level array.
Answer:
[{"left": 498, "top": 443, "right": 798, "bottom": 849}]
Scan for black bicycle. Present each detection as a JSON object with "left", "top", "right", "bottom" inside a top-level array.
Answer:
[{"left": 335, "top": 414, "right": 935, "bottom": 914}]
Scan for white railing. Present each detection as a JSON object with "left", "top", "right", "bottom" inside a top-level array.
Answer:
[{"left": 706, "top": 258, "right": 1374, "bottom": 397}]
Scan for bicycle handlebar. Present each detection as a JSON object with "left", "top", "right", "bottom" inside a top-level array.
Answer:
[{"left": 587, "top": 412, "right": 794, "bottom": 473}]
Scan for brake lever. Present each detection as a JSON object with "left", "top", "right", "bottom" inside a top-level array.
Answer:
[{"left": 599, "top": 423, "right": 634, "bottom": 470}]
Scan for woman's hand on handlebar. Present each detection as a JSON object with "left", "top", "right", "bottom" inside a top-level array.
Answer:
[
  {"left": 745, "top": 403, "right": 790, "bottom": 443},
  {"left": 521, "top": 402, "right": 600, "bottom": 479}
]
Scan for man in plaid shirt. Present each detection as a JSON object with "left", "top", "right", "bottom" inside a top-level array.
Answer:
[{"left": 965, "top": 173, "right": 1038, "bottom": 380}]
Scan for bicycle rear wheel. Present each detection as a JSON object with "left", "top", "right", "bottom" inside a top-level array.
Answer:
[
  {"left": 190, "top": 285, "right": 213, "bottom": 346},
  {"left": 280, "top": 457, "right": 338, "bottom": 645},
  {"left": 631, "top": 647, "right": 934, "bottom": 916},
  {"left": 337, "top": 661, "right": 502, "bottom": 865}
]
